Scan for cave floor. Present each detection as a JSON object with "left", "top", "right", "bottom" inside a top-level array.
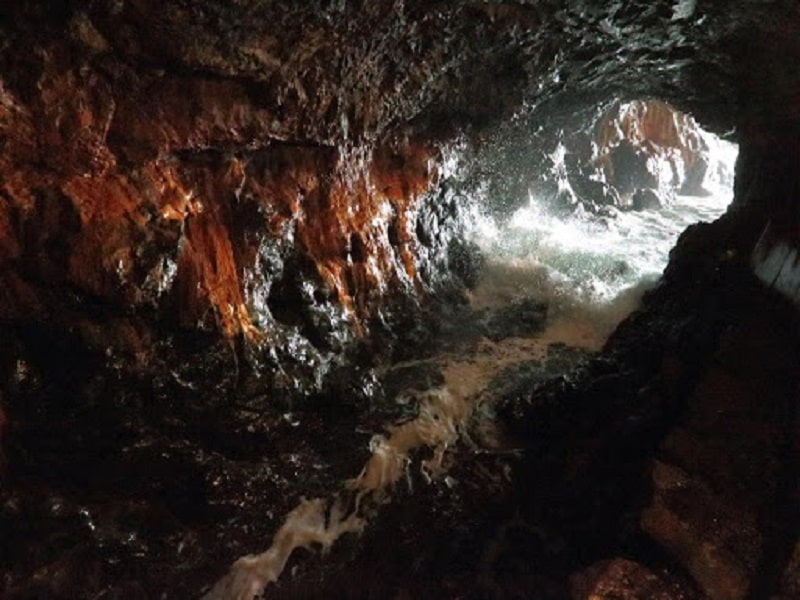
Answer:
[{"left": 2, "top": 225, "right": 799, "bottom": 599}]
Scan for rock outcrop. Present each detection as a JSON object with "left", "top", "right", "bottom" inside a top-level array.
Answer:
[
  {"left": 595, "top": 100, "right": 714, "bottom": 200},
  {"left": 471, "top": 98, "right": 731, "bottom": 219}
]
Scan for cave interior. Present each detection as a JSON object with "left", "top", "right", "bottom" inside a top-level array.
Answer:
[{"left": 0, "top": 1, "right": 799, "bottom": 599}]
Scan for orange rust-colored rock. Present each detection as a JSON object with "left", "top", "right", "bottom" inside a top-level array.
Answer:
[
  {"left": 0, "top": 38, "right": 440, "bottom": 348},
  {"left": 165, "top": 160, "right": 259, "bottom": 338},
  {"left": 595, "top": 100, "right": 705, "bottom": 166},
  {"left": 594, "top": 100, "right": 709, "bottom": 197},
  {"left": 302, "top": 144, "right": 438, "bottom": 322}
]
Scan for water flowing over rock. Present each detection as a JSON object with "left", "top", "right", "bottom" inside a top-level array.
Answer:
[{"left": 1, "top": 1, "right": 799, "bottom": 598}]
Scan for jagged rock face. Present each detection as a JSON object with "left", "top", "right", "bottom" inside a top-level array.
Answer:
[
  {"left": 0, "top": 3, "right": 471, "bottom": 397},
  {"left": 0, "top": 46, "right": 437, "bottom": 329},
  {"left": 1, "top": 1, "right": 800, "bottom": 598},
  {"left": 594, "top": 100, "right": 714, "bottom": 201},
  {"left": 470, "top": 99, "right": 726, "bottom": 218},
  {"left": 2, "top": 0, "right": 799, "bottom": 358}
]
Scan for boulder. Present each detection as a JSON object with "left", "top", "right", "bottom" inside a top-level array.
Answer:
[{"left": 630, "top": 188, "right": 663, "bottom": 211}]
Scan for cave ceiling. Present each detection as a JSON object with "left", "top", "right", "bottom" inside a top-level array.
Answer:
[{"left": 3, "top": 0, "right": 799, "bottom": 147}]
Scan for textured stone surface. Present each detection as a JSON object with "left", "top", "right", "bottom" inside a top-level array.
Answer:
[
  {"left": 638, "top": 294, "right": 800, "bottom": 600},
  {"left": 1, "top": 1, "right": 800, "bottom": 599},
  {"left": 498, "top": 205, "right": 799, "bottom": 600},
  {"left": 595, "top": 101, "right": 711, "bottom": 198},
  {"left": 1, "top": 0, "right": 799, "bottom": 359},
  {"left": 641, "top": 461, "right": 759, "bottom": 600},
  {"left": 570, "top": 558, "right": 700, "bottom": 600},
  {"left": 621, "top": 211, "right": 800, "bottom": 600}
]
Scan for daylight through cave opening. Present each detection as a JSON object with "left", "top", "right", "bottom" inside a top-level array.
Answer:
[
  {"left": 203, "top": 100, "right": 742, "bottom": 598},
  {"left": 462, "top": 99, "right": 739, "bottom": 346}
]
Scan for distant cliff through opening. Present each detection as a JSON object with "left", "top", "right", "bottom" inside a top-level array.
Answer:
[{"left": 454, "top": 99, "right": 739, "bottom": 346}]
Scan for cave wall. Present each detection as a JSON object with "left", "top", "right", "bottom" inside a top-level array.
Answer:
[
  {"left": 1, "top": 1, "right": 512, "bottom": 398},
  {"left": 3, "top": 1, "right": 799, "bottom": 370},
  {"left": 0, "top": 14, "right": 439, "bottom": 329},
  {"left": 1, "top": 1, "right": 800, "bottom": 599}
]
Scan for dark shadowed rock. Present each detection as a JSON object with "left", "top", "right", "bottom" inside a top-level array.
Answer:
[
  {"left": 630, "top": 188, "right": 663, "bottom": 211},
  {"left": 570, "top": 558, "right": 701, "bottom": 600},
  {"left": 641, "top": 461, "right": 758, "bottom": 600},
  {"left": 571, "top": 176, "right": 623, "bottom": 210},
  {"left": 485, "top": 298, "right": 549, "bottom": 342},
  {"left": 606, "top": 140, "right": 660, "bottom": 199}
]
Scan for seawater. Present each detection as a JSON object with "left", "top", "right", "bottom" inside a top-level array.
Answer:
[
  {"left": 204, "top": 144, "right": 737, "bottom": 599},
  {"left": 468, "top": 186, "right": 734, "bottom": 346}
]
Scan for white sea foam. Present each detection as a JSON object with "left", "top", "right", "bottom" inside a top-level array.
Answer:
[
  {"left": 468, "top": 148, "right": 735, "bottom": 344},
  {"left": 204, "top": 136, "right": 737, "bottom": 599}
]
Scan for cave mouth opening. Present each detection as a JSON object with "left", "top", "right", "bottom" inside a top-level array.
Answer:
[
  {"left": 202, "top": 103, "right": 743, "bottom": 598},
  {"left": 461, "top": 99, "right": 739, "bottom": 347}
]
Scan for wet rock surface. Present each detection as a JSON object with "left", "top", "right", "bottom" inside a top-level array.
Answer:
[
  {"left": 630, "top": 188, "right": 663, "bottom": 212},
  {"left": 1, "top": 0, "right": 800, "bottom": 599},
  {"left": 467, "top": 98, "right": 732, "bottom": 223},
  {"left": 495, "top": 208, "right": 799, "bottom": 600},
  {"left": 1, "top": 0, "right": 797, "bottom": 361},
  {"left": 0, "top": 291, "right": 583, "bottom": 598},
  {"left": 570, "top": 558, "right": 701, "bottom": 600},
  {"left": 6, "top": 218, "right": 796, "bottom": 599}
]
